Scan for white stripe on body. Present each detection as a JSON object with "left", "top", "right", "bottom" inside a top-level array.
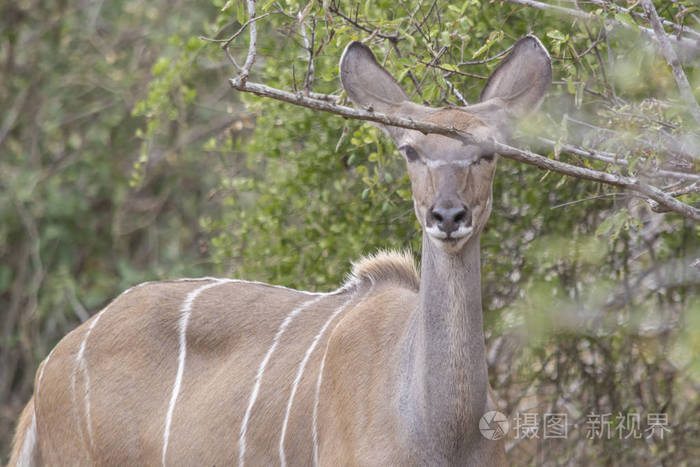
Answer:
[
  {"left": 238, "top": 294, "right": 328, "bottom": 467},
  {"left": 161, "top": 279, "right": 228, "bottom": 467},
  {"left": 35, "top": 347, "right": 55, "bottom": 412},
  {"left": 168, "top": 276, "right": 350, "bottom": 296},
  {"left": 70, "top": 283, "right": 148, "bottom": 452},
  {"left": 34, "top": 274, "right": 345, "bottom": 466},
  {"left": 279, "top": 286, "right": 370, "bottom": 467},
  {"left": 312, "top": 284, "right": 373, "bottom": 466},
  {"left": 16, "top": 412, "right": 37, "bottom": 467},
  {"left": 311, "top": 344, "right": 330, "bottom": 467}
]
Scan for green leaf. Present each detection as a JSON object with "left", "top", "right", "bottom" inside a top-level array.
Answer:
[
  {"left": 151, "top": 57, "right": 171, "bottom": 77},
  {"left": 614, "top": 12, "right": 636, "bottom": 27},
  {"left": 547, "top": 30, "right": 567, "bottom": 42},
  {"left": 595, "top": 209, "right": 630, "bottom": 241}
]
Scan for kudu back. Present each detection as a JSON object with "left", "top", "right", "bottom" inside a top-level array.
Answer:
[{"left": 10, "top": 36, "right": 550, "bottom": 466}]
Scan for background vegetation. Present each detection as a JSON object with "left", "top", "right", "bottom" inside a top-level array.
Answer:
[{"left": 1, "top": 0, "right": 698, "bottom": 464}]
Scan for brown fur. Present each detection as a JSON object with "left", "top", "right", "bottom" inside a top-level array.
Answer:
[
  {"left": 427, "top": 107, "right": 486, "bottom": 132},
  {"left": 349, "top": 250, "right": 419, "bottom": 291},
  {"left": 8, "top": 256, "right": 424, "bottom": 466},
  {"left": 8, "top": 397, "right": 38, "bottom": 466}
]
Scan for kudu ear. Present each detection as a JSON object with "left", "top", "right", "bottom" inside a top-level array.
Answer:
[
  {"left": 340, "top": 41, "right": 410, "bottom": 140},
  {"left": 479, "top": 35, "right": 552, "bottom": 117}
]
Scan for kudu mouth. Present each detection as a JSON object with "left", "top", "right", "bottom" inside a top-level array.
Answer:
[{"left": 424, "top": 203, "right": 475, "bottom": 251}]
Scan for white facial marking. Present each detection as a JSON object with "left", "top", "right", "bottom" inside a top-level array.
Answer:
[
  {"left": 162, "top": 279, "right": 227, "bottom": 467},
  {"left": 16, "top": 412, "right": 37, "bottom": 467},
  {"left": 279, "top": 290, "right": 363, "bottom": 467},
  {"left": 425, "top": 225, "right": 448, "bottom": 239},
  {"left": 426, "top": 224, "right": 475, "bottom": 252},
  {"left": 423, "top": 159, "right": 475, "bottom": 168},
  {"left": 426, "top": 224, "right": 473, "bottom": 241},
  {"left": 238, "top": 294, "right": 328, "bottom": 467},
  {"left": 451, "top": 225, "right": 474, "bottom": 239}
]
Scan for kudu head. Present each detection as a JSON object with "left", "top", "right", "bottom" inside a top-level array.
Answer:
[{"left": 340, "top": 37, "right": 551, "bottom": 254}]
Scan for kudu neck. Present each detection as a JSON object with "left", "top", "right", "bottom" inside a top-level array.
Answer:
[
  {"left": 418, "top": 233, "right": 483, "bottom": 310},
  {"left": 413, "top": 232, "right": 489, "bottom": 444}
]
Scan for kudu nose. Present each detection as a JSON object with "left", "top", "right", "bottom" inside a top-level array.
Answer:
[{"left": 428, "top": 205, "right": 471, "bottom": 236}]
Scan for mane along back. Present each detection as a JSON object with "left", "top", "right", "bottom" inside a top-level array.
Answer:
[{"left": 347, "top": 250, "right": 419, "bottom": 291}]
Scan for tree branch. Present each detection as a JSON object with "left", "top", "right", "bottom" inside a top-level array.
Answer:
[
  {"left": 537, "top": 137, "right": 700, "bottom": 182},
  {"left": 229, "top": 79, "right": 480, "bottom": 145},
  {"left": 299, "top": 12, "right": 316, "bottom": 95},
  {"left": 640, "top": 0, "right": 700, "bottom": 125},
  {"left": 502, "top": 0, "right": 700, "bottom": 50},
  {"left": 237, "top": 0, "right": 259, "bottom": 84},
  {"left": 328, "top": 2, "right": 400, "bottom": 42},
  {"left": 587, "top": 0, "right": 700, "bottom": 41},
  {"left": 493, "top": 141, "right": 700, "bottom": 221},
  {"left": 229, "top": 78, "right": 700, "bottom": 221}
]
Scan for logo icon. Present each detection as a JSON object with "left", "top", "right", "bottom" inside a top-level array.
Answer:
[{"left": 479, "top": 411, "right": 509, "bottom": 440}]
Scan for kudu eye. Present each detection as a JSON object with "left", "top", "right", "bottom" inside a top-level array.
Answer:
[{"left": 398, "top": 145, "right": 420, "bottom": 162}]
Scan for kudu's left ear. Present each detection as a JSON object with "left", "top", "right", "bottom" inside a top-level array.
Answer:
[
  {"left": 479, "top": 35, "right": 552, "bottom": 117},
  {"left": 339, "top": 41, "right": 411, "bottom": 141},
  {"left": 340, "top": 41, "right": 408, "bottom": 111}
]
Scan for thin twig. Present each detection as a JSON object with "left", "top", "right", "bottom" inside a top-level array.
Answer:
[
  {"left": 604, "top": 24, "right": 618, "bottom": 101},
  {"left": 411, "top": 46, "right": 449, "bottom": 100},
  {"left": 646, "top": 181, "right": 700, "bottom": 213},
  {"left": 299, "top": 12, "right": 316, "bottom": 95},
  {"left": 445, "top": 77, "right": 469, "bottom": 106},
  {"left": 391, "top": 41, "right": 425, "bottom": 102},
  {"left": 328, "top": 2, "right": 400, "bottom": 42},
  {"left": 640, "top": 0, "right": 700, "bottom": 125},
  {"left": 555, "top": 33, "right": 606, "bottom": 63},
  {"left": 457, "top": 46, "right": 513, "bottom": 66},
  {"left": 551, "top": 193, "right": 628, "bottom": 209},
  {"left": 586, "top": 0, "right": 700, "bottom": 41},
  {"left": 494, "top": 141, "right": 700, "bottom": 221},
  {"left": 502, "top": 0, "right": 699, "bottom": 49},
  {"left": 0, "top": 86, "right": 29, "bottom": 147},
  {"left": 580, "top": 16, "right": 615, "bottom": 103},
  {"left": 233, "top": 0, "right": 259, "bottom": 85},
  {"left": 561, "top": 115, "right": 697, "bottom": 164},
  {"left": 418, "top": 58, "right": 488, "bottom": 80},
  {"left": 551, "top": 80, "right": 609, "bottom": 100},
  {"left": 670, "top": 0, "right": 700, "bottom": 25},
  {"left": 199, "top": 12, "right": 272, "bottom": 48},
  {"left": 537, "top": 137, "right": 700, "bottom": 182},
  {"left": 667, "top": 182, "right": 700, "bottom": 197}
]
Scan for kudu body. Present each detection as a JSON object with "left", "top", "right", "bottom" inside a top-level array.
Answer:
[{"left": 10, "top": 37, "right": 551, "bottom": 466}]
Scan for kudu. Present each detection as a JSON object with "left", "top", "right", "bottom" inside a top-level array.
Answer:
[{"left": 10, "top": 36, "right": 551, "bottom": 466}]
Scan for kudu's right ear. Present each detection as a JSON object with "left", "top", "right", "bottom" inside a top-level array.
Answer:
[
  {"left": 479, "top": 35, "right": 552, "bottom": 117},
  {"left": 340, "top": 41, "right": 409, "bottom": 140}
]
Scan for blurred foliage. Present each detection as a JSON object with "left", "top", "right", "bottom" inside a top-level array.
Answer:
[
  {"left": 2, "top": 0, "right": 699, "bottom": 464},
  {"left": 0, "top": 0, "right": 234, "bottom": 458}
]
